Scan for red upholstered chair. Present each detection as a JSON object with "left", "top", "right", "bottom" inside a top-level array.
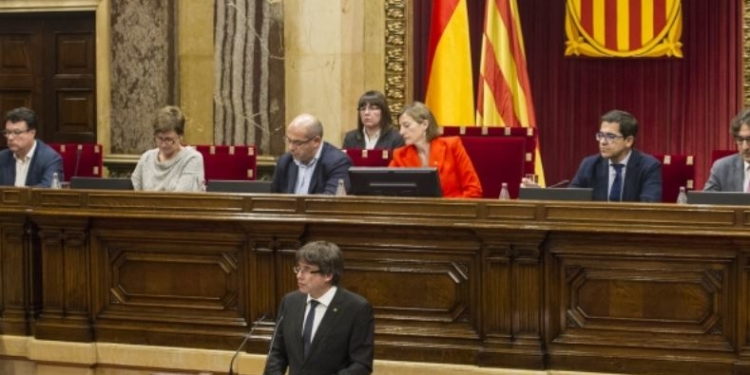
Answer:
[
  {"left": 711, "top": 149, "right": 736, "bottom": 165},
  {"left": 195, "top": 145, "right": 257, "bottom": 181},
  {"left": 653, "top": 154, "right": 695, "bottom": 203},
  {"left": 342, "top": 149, "right": 392, "bottom": 167},
  {"left": 441, "top": 126, "right": 536, "bottom": 177},
  {"left": 47, "top": 143, "right": 103, "bottom": 181},
  {"left": 440, "top": 126, "right": 532, "bottom": 199}
]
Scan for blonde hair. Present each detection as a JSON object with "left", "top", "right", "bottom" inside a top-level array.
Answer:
[
  {"left": 153, "top": 106, "right": 185, "bottom": 135},
  {"left": 399, "top": 101, "right": 440, "bottom": 141}
]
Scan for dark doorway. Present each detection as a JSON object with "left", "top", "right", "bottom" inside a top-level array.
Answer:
[{"left": 0, "top": 11, "right": 96, "bottom": 144}]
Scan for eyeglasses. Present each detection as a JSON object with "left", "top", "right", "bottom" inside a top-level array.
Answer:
[
  {"left": 155, "top": 136, "right": 179, "bottom": 145},
  {"left": 735, "top": 136, "right": 750, "bottom": 145},
  {"left": 284, "top": 136, "right": 315, "bottom": 147},
  {"left": 595, "top": 132, "right": 624, "bottom": 142},
  {"left": 358, "top": 105, "right": 381, "bottom": 112},
  {"left": 2, "top": 129, "right": 30, "bottom": 138},
  {"left": 293, "top": 266, "right": 321, "bottom": 275}
]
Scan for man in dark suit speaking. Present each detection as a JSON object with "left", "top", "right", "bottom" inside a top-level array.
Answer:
[
  {"left": 0, "top": 107, "right": 63, "bottom": 187},
  {"left": 264, "top": 241, "right": 374, "bottom": 375},
  {"left": 272, "top": 113, "right": 352, "bottom": 195}
]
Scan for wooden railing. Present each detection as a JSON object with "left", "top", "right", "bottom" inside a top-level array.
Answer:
[{"left": 1, "top": 188, "right": 749, "bottom": 374}]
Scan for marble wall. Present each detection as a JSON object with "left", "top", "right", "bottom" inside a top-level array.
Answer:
[
  {"left": 284, "top": 0, "right": 386, "bottom": 148},
  {"left": 110, "top": 0, "right": 176, "bottom": 154},
  {"left": 214, "top": 0, "right": 285, "bottom": 154}
]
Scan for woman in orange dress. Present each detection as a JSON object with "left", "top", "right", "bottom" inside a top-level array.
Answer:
[{"left": 389, "top": 102, "right": 482, "bottom": 198}]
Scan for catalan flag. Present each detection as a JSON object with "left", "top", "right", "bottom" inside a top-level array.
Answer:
[
  {"left": 565, "top": 0, "right": 683, "bottom": 58},
  {"left": 476, "top": 0, "right": 545, "bottom": 186},
  {"left": 425, "top": 0, "right": 474, "bottom": 126}
]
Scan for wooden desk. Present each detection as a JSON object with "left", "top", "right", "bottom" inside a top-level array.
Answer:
[{"left": 1, "top": 188, "right": 749, "bottom": 375}]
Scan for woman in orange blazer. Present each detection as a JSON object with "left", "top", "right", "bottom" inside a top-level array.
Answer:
[{"left": 389, "top": 102, "right": 482, "bottom": 198}]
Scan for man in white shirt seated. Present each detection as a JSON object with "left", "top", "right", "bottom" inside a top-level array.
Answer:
[{"left": 272, "top": 113, "right": 352, "bottom": 195}]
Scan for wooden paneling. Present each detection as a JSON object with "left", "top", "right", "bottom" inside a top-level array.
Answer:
[
  {"left": 0, "top": 12, "right": 95, "bottom": 144},
  {"left": 6, "top": 189, "right": 750, "bottom": 374}
]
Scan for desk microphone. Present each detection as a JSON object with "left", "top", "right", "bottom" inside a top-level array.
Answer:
[
  {"left": 267, "top": 315, "right": 284, "bottom": 355},
  {"left": 73, "top": 147, "right": 82, "bottom": 178},
  {"left": 262, "top": 315, "right": 284, "bottom": 375},
  {"left": 228, "top": 314, "right": 266, "bottom": 375},
  {"left": 548, "top": 179, "right": 570, "bottom": 188}
]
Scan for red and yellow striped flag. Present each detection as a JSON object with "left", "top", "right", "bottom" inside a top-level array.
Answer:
[
  {"left": 425, "top": 0, "right": 474, "bottom": 126},
  {"left": 476, "top": 0, "right": 545, "bottom": 186}
]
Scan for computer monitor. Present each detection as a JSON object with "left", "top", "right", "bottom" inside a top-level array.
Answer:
[
  {"left": 70, "top": 177, "right": 134, "bottom": 190},
  {"left": 206, "top": 180, "right": 273, "bottom": 194},
  {"left": 687, "top": 191, "right": 750, "bottom": 205},
  {"left": 518, "top": 187, "right": 593, "bottom": 202},
  {"left": 348, "top": 167, "right": 442, "bottom": 197}
]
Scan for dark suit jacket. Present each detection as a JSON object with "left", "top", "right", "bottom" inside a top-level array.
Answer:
[
  {"left": 272, "top": 142, "right": 353, "bottom": 194},
  {"left": 570, "top": 149, "right": 662, "bottom": 202},
  {"left": 704, "top": 153, "right": 744, "bottom": 191},
  {"left": 342, "top": 127, "right": 404, "bottom": 150},
  {"left": 0, "top": 140, "right": 63, "bottom": 187},
  {"left": 264, "top": 288, "right": 375, "bottom": 375}
]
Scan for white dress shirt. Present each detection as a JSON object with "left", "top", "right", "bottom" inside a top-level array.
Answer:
[
  {"left": 303, "top": 285, "right": 337, "bottom": 341},
  {"left": 14, "top": 140, "right": 37, "bottom": 187}
]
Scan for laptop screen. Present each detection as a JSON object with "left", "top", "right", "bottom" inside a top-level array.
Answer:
[{"left": 70, "top": 177, "right": 134, "bottom": 190}]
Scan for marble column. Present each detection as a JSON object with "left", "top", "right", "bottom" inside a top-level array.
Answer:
[
  {"left": 214, "top": 0, "right": 285, "bottom": 155},
  {"left": 110, "top": 0, "right": 177, "bottom": 154}
]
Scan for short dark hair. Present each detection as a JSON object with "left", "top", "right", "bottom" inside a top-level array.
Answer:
[
  {"left": 357, "top": 90, "right": 392, "bottom": 133},
  {"left": 295, "top": 241, "right": 344, "bottom": 285},
  {"left": 730, "top": 108, "right": 750, "bottom": 137},
  {"left": 5, "top": 107, "right": 38, "bottom": 130},
  {"left": 399, "top": 101, "right": 440, "bottom": 141},
  {"left": 153, "top": 106, "right": 185, "bottom": 136},
  {"left": 600, "top": 109, "right": 638, "bottom": 139}
]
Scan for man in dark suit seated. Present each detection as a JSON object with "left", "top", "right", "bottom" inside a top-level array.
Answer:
[
  {"left": 264, "top": 241, "right": 374, "bottom": 375},
  {"left": 704, "top": 108, "right": 750, "bottom": 191},
  {"left": 523, "top": 109, "right": 662, "bottom": 202},
  {"left": 0, "top": 107, "right": 63, "bottom": 187},
  {"left": 272, "top": 113, "right": 352, "bottom": 195}
]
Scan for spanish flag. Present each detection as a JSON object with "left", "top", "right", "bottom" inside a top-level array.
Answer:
[
  {"left": 425, "top": 0, "right": 474, "bottom": 126},
  {"left": 476, "top": 0, "right": 546, "bottom": 186}
]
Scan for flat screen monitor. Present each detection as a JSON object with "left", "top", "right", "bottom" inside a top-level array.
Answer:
[
  {"left": 348, "top": 167, "right": 442, "bottom": 197},
  {"left": 687, "top": 191, "right": 750, "bottom": 206},
  {"left": 70, "top": 177, "right": 134, "bottom": 190},
  {"left": 206, "top": 180, "right": 272, "bottom": 194},
  {"left": 518, "top": 187, "right": 593, "bottom": 202}
]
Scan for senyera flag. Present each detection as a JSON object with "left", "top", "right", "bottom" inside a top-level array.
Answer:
[
  {"left": 476, "top": 0, "right": 545, "bottom": 186},
  {"left": 565, "top": 0, "right": 683, "bottom": 58},
  {"left": 425, "top": 0, "right": 474, "bottom": 126}
]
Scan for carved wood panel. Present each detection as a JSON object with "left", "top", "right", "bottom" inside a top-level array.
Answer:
[{"left": 548, "top": 233, "right": 736, "bottom": 355}]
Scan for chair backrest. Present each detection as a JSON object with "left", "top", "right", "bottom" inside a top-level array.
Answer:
[
  {"left": 342, "top": 149, "right": 392, "bottom": 167},
  {"left": 653, "top": 154, "right": 695, "bottom": 203},
  {"left": 47, "top": 143, "right": 103, "bottom": 182},
  {"left": 195, "top": 145, "right": 257, "bottom": 182},
  {"left": 711, "top": 149, "right": 735, "bottom": 165},
  {"left": 440, "top": 126, "right": 533, "bottom": 199}
]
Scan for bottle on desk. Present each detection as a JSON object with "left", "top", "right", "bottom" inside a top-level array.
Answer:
[
  {"left": 499, "top": 182, "right": 510, "bottom": 200},
  {"left": 51, "top": 172, "right": 61, "bottom": 189},
  {"left": 676, "top": 186, "right": 688, "bottom": 204},
  {"left": 335, "top": 179, "right": 347, "bottom": 196}
]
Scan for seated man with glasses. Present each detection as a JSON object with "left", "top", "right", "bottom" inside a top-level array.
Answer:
[
  {"left": 265, "top": 241, "right": 374, "bottom": 375},
  {"left": 272, "top": 113, "right": 352, "bottom": 194},
  {"left": 131, "top": 106, "right": 205, "bottom": 192},
  {"left": 523, "top": 109, "right": 662, "bottom": 202},
  {"left": 0, "top": 107, "right": 63, "bottom": 187},
  {"left": 705, "top": 108, "right": 750, "bottom": 191}
]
